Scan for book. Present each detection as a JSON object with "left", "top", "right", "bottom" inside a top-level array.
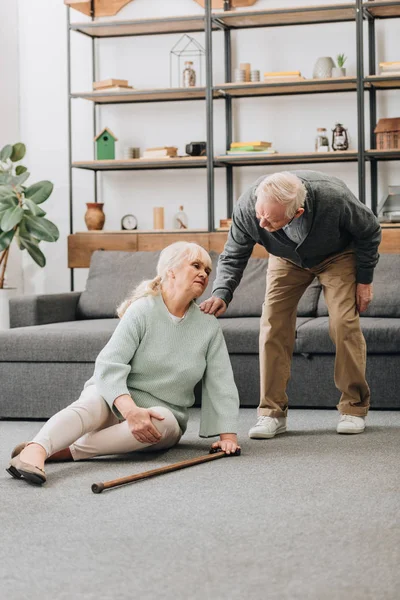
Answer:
[
  {"left": 226, "top": 149, "right": 276, "bottom": 155},
  {"left": 93, "top": 86, "right": 134, "bottom": 93},
  {"left": 229, "top": 145, "right": 272, "bottom": 152},
  {"left": 93, "top": 78, "right": 129, "bottom": 90},
  {"left": 264, "top": 71, "right": 301, "bottom": 77},
  {"left": 263, "top": 76, "right": 305, "bottom": 83},
  {"left": 230, "top": 141, "right": 271, "bottom": 148}
]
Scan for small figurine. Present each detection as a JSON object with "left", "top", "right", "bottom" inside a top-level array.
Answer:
[{"left": 173, "top": 206, "right": 188, "bottom": 229}]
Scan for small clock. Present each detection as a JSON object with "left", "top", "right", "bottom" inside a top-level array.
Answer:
[{"left": 121, "top": 214, "right": 138, "bottom": 230}]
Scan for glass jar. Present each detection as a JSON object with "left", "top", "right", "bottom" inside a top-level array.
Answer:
[
  {"left": 315, "top": 128, "right": 330, "bottom": 152},
  {"left": 182, "top": 61, "right": 196, "bottom": 88},
  {"left": 173, "top": 205, "right": 188, "bottom": 229}
]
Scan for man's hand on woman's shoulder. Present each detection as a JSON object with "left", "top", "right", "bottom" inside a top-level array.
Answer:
[{"left": 199, "top": 296, "right": 227, "bottom": 317}]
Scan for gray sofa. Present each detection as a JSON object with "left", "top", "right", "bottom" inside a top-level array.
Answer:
[{"left": 1, "top": 250, "right": 399, "bottom": 419}]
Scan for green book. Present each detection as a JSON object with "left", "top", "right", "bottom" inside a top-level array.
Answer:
[{"left": 229, "top": 145, "right": 271, "bottom": 152}]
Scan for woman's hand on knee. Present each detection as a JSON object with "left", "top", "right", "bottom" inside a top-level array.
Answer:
[{"left": 126, "top": 407, "right": 165, "bottom": 444}]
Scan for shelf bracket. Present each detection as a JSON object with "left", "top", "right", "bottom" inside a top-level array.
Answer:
[{"left": 211, "top": 17, "right": 228, "bottom": 30}]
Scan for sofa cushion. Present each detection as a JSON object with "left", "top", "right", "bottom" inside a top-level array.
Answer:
[
  {"left": 0, "top": 319, "right": 118, "bottom": 362},
  {"left": 296, "top": 316, "right": 400, "bottom": 354},
  {"left": 77, "top": 251, "right": 161, "bottom": 319},
  {"left": 316, "top": 254, "right": 400, "bottom": 318},
  {"left": 220, "top": 317, "right": 313, "bottom": 354},
  {"left": 78, "top": 250, "right": 321, "bottom": 320},
  {"left": 205, "top": 253, "right": 321, "bottom": 318}
]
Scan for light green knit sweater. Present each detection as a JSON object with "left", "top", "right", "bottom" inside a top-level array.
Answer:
[{"left": 86, "top": 294, "right": 239, "bottom": 437}]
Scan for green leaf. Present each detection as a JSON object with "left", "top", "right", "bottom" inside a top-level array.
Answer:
[
  {"left": 24, "top": 215, "right": 59, "bottom": 242},
  {"left": 20, "top": 238, "right": 46, "bottom": 267},
  {"left": 23, "top": 198, "right": 46, "bottom": 217},
  {"left": 10, "top": 143, "right": 26, "bottom": 162},
  {"left": 0, "top": 229, "right": 15, "bottom": 251},
  {"left": 0, "top": 173, "right": 12, "bottom": 185},
  {"left": 15, "top": 165, "right": 28, "bottom": 175},
  {"left": 16, "top": 219, "right": 30, "bottom": 249},
  {"left": 0, "top": 185, "right": 17, "bottom": 201},
  {"left": 24, "top": 181, "right": 53, "bottom": 205},
  {"left": 1, "top": 205, "right": 24, "bottom": 232},
  {"left": 10, "top": 172, "right": 30, "bottom": 186},
  {"left": 0, "top": 145, "right": 13, "bottom": 162}
]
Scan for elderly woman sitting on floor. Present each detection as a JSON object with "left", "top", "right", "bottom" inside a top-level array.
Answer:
[{"left": 7, "top": 241, "right": 240, "bottom": 485}]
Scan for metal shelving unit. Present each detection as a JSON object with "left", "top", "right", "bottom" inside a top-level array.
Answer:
[
  {"left": 363, "top": 0, "right": 400, "bottom": 215},
  {"left": 67, "top": 0, "right": 400, "bottom": 287}
]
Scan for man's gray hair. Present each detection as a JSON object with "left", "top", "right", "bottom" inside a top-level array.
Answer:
[{"left": 256, "top": 172, "right": 307, "bottom": 218}]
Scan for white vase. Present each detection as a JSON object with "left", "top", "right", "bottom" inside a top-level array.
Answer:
[
  {"left": 0, "top": 288, "right": 18, "bottom": 330},
  {"left": 313, "top": 56, "right": 335, "bottom": 79},
  {"left": 332, "top": 67, "right": 346, "bottom": 78}
]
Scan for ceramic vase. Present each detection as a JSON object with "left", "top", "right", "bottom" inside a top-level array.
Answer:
[
  {"left": 313, "top": 57, "right": 335, "bottom": 79},
  {"left": 332, "top": 67, "right": 346, "bottom": 77},
  {"left": 85, "top": 203, "right": 105, "bottom": 230}
]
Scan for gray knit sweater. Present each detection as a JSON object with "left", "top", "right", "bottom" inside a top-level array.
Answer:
[
  {"left": 86, "top": 294, "right": 239, "bottom": 438},
  {"left": 212, "top": 170, "right": 381, "bottom": 305}
]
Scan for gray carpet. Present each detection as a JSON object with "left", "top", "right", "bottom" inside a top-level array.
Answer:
[{"left": 1, "top": 409, "right": 399, "bottom": 600}]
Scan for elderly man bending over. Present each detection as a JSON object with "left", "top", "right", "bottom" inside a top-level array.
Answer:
[{"left": 200, "top": 170, "right": 381, "bottom": 437}]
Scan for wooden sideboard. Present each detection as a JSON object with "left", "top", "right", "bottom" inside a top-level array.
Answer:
[{"left": 68, "top": 226, "right": 400, "bottom": 269}]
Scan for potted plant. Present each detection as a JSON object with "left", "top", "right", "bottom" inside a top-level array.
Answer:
[
  {"left": 0, "top": 142, "right": 59, "bottom": 328},
  {"left": 332, "top": 54, "right": 347, "bottom": 78}
]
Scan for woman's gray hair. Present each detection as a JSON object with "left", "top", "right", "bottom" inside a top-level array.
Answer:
[
  {"left": 117, "top": 241, "right": 212, "bottom": 318},
  {"left": 255, "top": 171, "right": 307, "bottom": 218}
]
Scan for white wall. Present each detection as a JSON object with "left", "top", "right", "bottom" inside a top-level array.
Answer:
[
  {"left": 16, "top": 0, "right": 400, "bottom": 294},
  {"left": 0, "top": 2, "right": 23, "bottom": 291}
]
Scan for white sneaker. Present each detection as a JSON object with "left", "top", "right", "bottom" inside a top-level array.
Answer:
[
  {"left": 337, "top": 415, "right": 366, "bottom": 434},
  {"left": 248, "top": 416, "right": 287, "bottom": 439}
]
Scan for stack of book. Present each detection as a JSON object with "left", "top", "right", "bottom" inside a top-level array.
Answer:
[
  {"left": 141, "top": 147, "right": 178, "bottom": 159},
  {"left": 263, "top": 71, "right": 304, "bottom": 83},
  {"left": 227, "top": 141, "right": 276, "bottom": 155},
  {"left": 379, "top": 61, "right": 400, "bottom": 76},
  {"left": 93, "top": 78, "right": 133, "bottom": 92}
]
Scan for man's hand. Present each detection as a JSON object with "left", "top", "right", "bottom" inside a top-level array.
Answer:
[
  {"left": 199, "top": 296, "right": 227, "bottom": 317},
  {"left": 125, "top": 407, "right": 165, "bottom": 444},
  {"left": 356, "top": 283, "right": 373, "bottom": 313},
  {"left": 211, "top": 433, "right": 240, "bottom": 455}
]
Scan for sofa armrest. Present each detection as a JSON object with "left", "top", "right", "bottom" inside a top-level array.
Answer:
[{"left": 9, "top": 292, "right": 82, "bottom": 328}]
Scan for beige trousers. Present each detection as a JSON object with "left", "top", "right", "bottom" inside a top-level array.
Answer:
[
  {"left": 31, "top": 385, "right": 182, "bottom": 460},
  {"left": 259, "top": 251, "right": 370, "bottom": 418}
]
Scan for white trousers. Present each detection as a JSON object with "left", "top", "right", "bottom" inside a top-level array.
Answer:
[{"left": 31, "top": 385, "right": 182, "bottom": 461}]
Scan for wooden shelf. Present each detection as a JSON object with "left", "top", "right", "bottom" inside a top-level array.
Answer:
[
  {"left": 70, "top": 15, "right": 213, "bottom": 37},
  {"left": 68, "top": 227, "right": 400, "bottom": 268},
  {"left": 363, "top": 1, "right": 400, "bottom": 19},
  {"left": 215, "top": 151, "right": 358, "bottom": 166},
  {"left": 72, "top": 157, "right": 209, "bottom": 170},
  {"left": 75, "top": 229, "right": 208, "bottom": 234},
  {"left": 365, "top": 75, "right": 400, "bottom": 89},
  {"left": 212, "top": 4, "right": 356, "bottom": 29},
  {"left": 71, "top": 87, "right": 217, "bottom": 103},
  {"left": 215, "top": 77, "right": 357, "bottom": 97},
  {"left": 366, "top": 150, "right": 400, "bottom": 161}
]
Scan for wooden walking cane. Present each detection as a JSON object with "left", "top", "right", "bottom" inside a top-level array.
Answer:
[{"left": 91, "top": 447, "right": 241, "bottom": 494}]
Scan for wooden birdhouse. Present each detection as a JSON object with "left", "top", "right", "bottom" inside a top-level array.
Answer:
[
  {"left": 94, "top": 128, "right": 118, "bottom": 160},
  {"left": 374, "top": 118, "right": 400, "bottom": 150},
  {"left": 65, "top": 0, "right": 135, "bottom": 17}
]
